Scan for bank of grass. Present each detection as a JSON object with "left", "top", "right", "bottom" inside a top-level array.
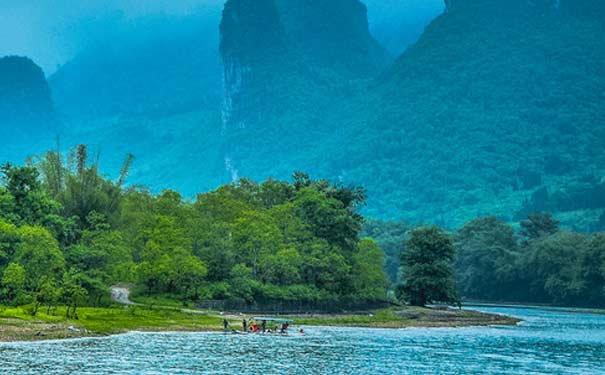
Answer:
[
  {"left": 0, "top": 304, "right": 228, "bottom": 342},
  {"left": 291, "top": 306, "right": 521, "bottom": 329},
  {"left": 0, "top": 304, "right": 520, "bottom": 343}
]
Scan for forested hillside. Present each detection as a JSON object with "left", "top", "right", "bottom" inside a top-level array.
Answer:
[
  {"left": 2, "top": 0, "right": 604, "bottom": 232},
  {"left": 219, "top": 0, "right": 605, "bottom": 230}
]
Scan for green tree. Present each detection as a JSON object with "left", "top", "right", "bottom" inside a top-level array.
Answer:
[
  {"left": 0, "top": 219, "right": 20, "bottom": 268},
  {"left": 34, "top": 276, "right": 62, "bottom": 315},
  {"left": 454, "top": 217, "right": 519, "bottom": 300},
  {"left": 231, "top": 210, "right": 282, "bottom": 278},
  {"left": 524, "top": 231, "right": 589, "bottom": 305},
  {"left": 1, "top": 164, "right": 61, "bottom": 226},
  {"left": 2, "top": 262, "right": 26, "bottom": 303},
  {"left": 260, "top": 247, "right": 302, "bottom": 285},
  {"left": 293, "top": 187, "right": 361, "bottom": 253},
  {"left": 62, "top": 269, "right": 88, "bottom": 319},
  {"left": 520, "top": 213, "right": 560, "bottom": 241},
  {"left": 229, "top": 263, "right": 259, "bottom": 302},
  {"left": 361, "top": 219, "right": 408, "bottom": 285},
  {"left": 172, "top": 248, "right": 208, "bottom": 300},
  {"left": 14, "top": 225, "right": 65, "bottom": 291},
  {"left": 352, "top": 239, "right": 388, "bottom": 301},
  {"left": 398, "top": 227, "right": 458, "bottom": 307}
]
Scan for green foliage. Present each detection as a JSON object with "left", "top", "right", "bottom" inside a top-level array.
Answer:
[
  {"left": 0, "top": 164, "right": 61, "bottom": 226},
  {"left": 398, "top": 227, "right": 458, "bottom": 307},
  {"left": 453, "top": 214, "right": 605, "bottom": 307},
  {"left": 361, "top": 219, "right": 409, "bottom": 284},
  {"left": 523, "top": 231, "right": 591, "bottom": 305},
  {"left": 520, "top": 213, "right": 560, "bottom": 241},
  {"left": 1, "top": 263, "right": 26, "bottom": 303},
  {"left": 353, "top": 239, "right": 389, "bottom": 301},
  {"left": 61, "top": 269, "right": 88, "bottom": 318},
  {"left": 14, "top": 225, "right": 65, "bottom": 291},
  {"left": 34, "top": 276, "right": 62, "bottom": 314},
  {"left": 0, "top": 150, "right": 388, "bottom": 308},
  {"left": 454, "top": 217, "right": 519, "bottom": 300},
  {"left": 7, "top": 139, "right": 604, "bottom": 312}
]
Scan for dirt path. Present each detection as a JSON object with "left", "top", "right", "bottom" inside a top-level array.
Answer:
[
  {"left": 110, "top": 286, "right": 135, "bottom": 305},
  {"left": 109, "top": 286, "right": 212, "bottom": 316}
]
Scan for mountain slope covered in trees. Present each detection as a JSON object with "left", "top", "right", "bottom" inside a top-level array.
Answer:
[
  {"left": 2, "top": 0, "right": 604, "bottom": 232},
  {"left": 220, "top": 0, "right": 605, "bottom": 230}
]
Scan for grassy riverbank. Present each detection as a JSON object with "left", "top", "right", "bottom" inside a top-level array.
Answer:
[
  {"left": 0, "top": 304, "right": 519, "bottom": 343},
  {"left": 0, "top": 305, "right": 225, "bottom": 342}
]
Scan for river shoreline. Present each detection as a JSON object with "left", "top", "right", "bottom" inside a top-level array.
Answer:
[{"left": 0, "top": 305, "right": 520, "bottom": 343}]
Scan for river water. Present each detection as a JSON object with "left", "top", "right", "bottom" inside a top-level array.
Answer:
[{"left": 0, "top": 306, "right": 604, "bottom": 374}]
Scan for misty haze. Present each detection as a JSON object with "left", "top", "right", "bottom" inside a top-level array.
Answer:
[{"left": 1, "top": 1, "right": 604, "bottom": 374}]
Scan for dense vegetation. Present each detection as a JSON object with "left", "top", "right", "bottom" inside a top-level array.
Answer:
[
  {"left": 0, "top": 145, "right": 388, "bottom": 315},
  {"left": 1, "top": 144, "right": 603, "bottom": 312},
  {"left": 369, "top": 214, "right": 605, "bottom": 308},
  {"left": 2, "top": 0, "right": 604, "bottom": 311},
  {"left": 454, "top": 214, "right": 605, "bottom": 307},
  {"left": 398, "top": 227, "right": 458, "bottom": 307}
]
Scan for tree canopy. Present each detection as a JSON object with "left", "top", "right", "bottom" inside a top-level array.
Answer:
[{"left": 0, "top": 148, "right": 388, "bottom": 312}]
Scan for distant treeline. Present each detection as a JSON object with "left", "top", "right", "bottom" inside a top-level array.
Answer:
[
  {"left": 1, "top": 144, "right": 604, "bottom": 313},
  {"left": 366, "top": 214, "right": 605, "bottom": 308},
  {"left": 0, "top": 145, "right": 388, "bottom": 315}
]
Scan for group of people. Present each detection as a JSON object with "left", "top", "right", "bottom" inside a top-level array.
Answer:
[{"left": 223, "top": 318, "right": 300, "bottom": 335}]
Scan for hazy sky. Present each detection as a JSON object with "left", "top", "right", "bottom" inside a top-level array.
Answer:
[
  {"left": 0, "top": 0, "right": 224, "bottom": 74},
  {"left": 0, "top": 0, "right": 443, "bottom": 75}
]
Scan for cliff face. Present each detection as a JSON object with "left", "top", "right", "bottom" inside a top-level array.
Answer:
[
  {"left": 220, "top": 0, "right": 389, "bottom": 129},
  {"left": 220, "top": 0, "right": 288, "bottom": 128},
  {"left": 0, "top": 56, "right": 54, "bottom": 126}
]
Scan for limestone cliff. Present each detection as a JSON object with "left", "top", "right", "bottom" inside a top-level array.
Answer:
[{"left": 220, "top": 0, "right": 389, "bottom": 129}]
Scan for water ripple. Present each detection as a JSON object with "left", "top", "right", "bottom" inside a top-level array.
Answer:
[{"left": 1, "top": 306, "right": 604, "bottom": 374}]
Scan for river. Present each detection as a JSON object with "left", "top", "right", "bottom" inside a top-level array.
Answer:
[{"left": 0, "top": 306, "right": 604, "bottom": 374}]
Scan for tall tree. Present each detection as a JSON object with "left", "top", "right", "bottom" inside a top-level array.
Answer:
[
  {"left": 520, "top": 213, "right": 560, "bottom": 242},
  {"left": 399, "top": 227, "right": 457, "bottom": 307},
  {"left": 455, "top": 217, "right": 519, "bottom": 300}
]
